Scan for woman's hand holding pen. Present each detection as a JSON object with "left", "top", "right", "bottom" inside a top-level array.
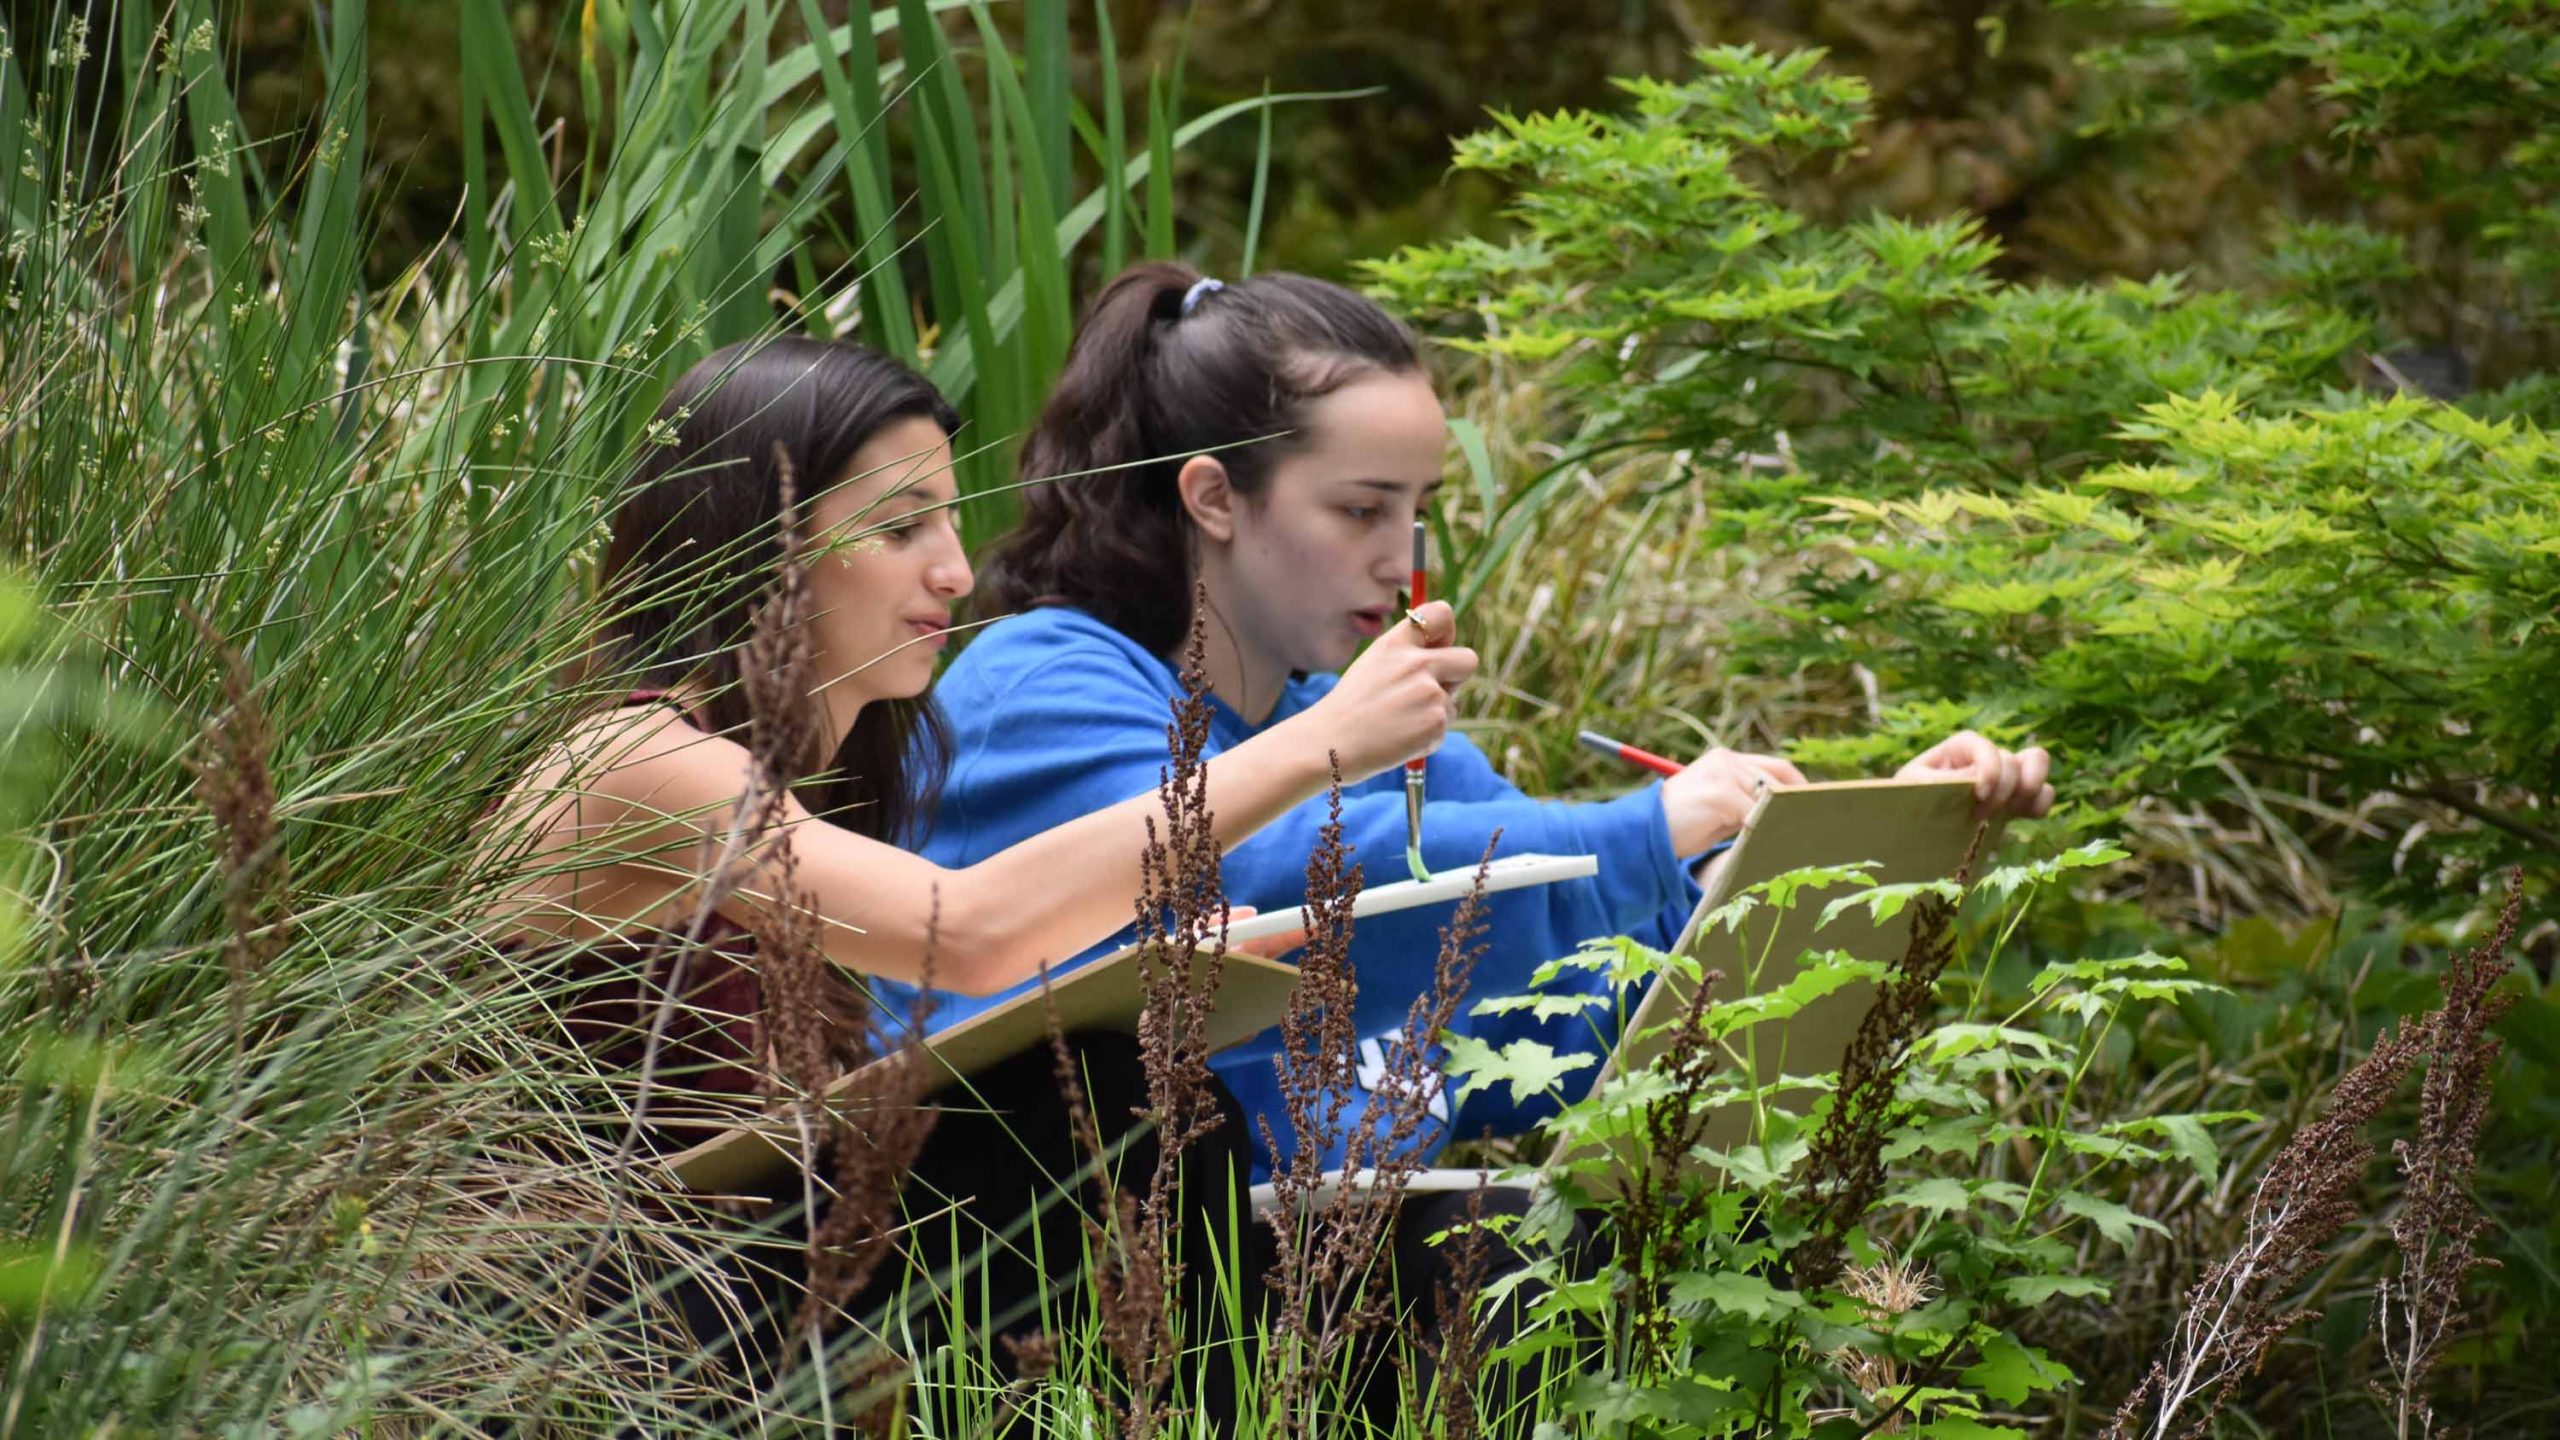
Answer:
[
  {"left": 1661, "top": 747, "right": 1808, "bottom": 855},
  {"left": 1300, "top": 599, "right": 1474, "bottom": 780}
]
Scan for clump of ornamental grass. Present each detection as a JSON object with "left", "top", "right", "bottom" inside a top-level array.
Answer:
[
  {"left": 2371, "top": 873, "right": 2520, "bottom": 1440},
  {"left": 1787, "top": 829, "right": 1982, "bottom": 1293},
  {"left": 180, "top": 601, "right": 290, "bottom": 1055},
  {"left": 1259, "top": 795, "right": 1496, "bottom": 1440}
]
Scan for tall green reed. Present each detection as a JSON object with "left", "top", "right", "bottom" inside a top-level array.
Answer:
[{"left": 0, "top": 0, "right": 1321, "bottom": 1429}]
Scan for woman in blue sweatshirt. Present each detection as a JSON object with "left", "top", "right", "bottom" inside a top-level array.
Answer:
[{"left": 892, "top": 263, "right": 2055, "bottom": 1178}]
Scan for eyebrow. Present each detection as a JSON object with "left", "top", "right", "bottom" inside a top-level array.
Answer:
[
  {"left": 874, "top": 479, "right": 958, "bottom": 512},
  {"left": 1344, "top": 477, "right": 1444, "bottom": 495}
]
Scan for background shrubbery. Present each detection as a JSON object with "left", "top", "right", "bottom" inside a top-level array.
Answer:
[{"left": 3, "top": 1, "right": 2551, "bottom": 1434}]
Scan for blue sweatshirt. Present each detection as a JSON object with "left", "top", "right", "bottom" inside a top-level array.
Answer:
[{"left": 885, "top": 606, "right": 1701, "bottom": 1176}]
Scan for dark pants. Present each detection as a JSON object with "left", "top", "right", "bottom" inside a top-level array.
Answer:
[
  {"left": 622, "top": 1030, "right": 1261, "bottom": 1428},
  {"left": 530, "top": 1038, "right": 1579, "bottom": 1435}
]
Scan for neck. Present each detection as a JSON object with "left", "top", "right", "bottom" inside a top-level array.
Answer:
[
  {"left": 1188, "top": 569, "right": 1290, "bottom": 727},
  {"left": 820, "top": 683, "right": 864, "bottom": 759}
]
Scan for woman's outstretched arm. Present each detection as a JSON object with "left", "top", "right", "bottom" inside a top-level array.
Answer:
[{"left": 558, "top": 604, "right": 1475, "bottom": 995}]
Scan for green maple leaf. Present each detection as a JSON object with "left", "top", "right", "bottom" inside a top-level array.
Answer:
[{"left": 1442, "top": 1035, "right": 1596, "bottom": 1106}]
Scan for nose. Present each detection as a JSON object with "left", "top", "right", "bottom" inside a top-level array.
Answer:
[
  {"left": 1372, "top": 536, "right": 1412, "bottom": 591},
  {"left": 926, "top": 529, "right": 974, "bottom": 600}
]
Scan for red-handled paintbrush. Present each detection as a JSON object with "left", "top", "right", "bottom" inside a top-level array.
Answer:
[
  {"left": 1577, "top": 728, "right": 1685, "bottom": 779},
  {"left": 1403, "top": 520, "right": 1432, "bottom": 883}
]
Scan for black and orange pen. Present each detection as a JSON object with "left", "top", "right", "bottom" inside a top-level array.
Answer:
[{"left": 1403, "top": 520, "right": 1432, "bottom": 883}]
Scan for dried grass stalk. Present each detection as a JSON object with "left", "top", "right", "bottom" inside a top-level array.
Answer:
[
  {"left": 1614, "top": 964, "right": 1726, "bottom": 1373},
  {"left": 1261, "top": 793, "right": 1496, "bottom": 1440},
  {"left": 2372, "top": 873, "right": 2520, "bottom": 1440},
  {"left": 2105, "top": 982, "right": 2434, "bottom": 1437},
  {"left": 1788, "top": 827, "right": 1982, "bottom": 1293},
  {"left": 1048, "top": 599, "right": 1235, "bottom": 1440},
  {"left": 181, "top": 600, "right": 290, "bottom": 1053},
  {"left": 735, "top": 449, "right": 941, "bottom": 1365}
]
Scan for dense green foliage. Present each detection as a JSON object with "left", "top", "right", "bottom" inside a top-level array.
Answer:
[
  {"left": 1452, "top": 846, "right": 2235, "bottom": 1436},
  {"left": 2082, "top": 0, "right": 2560, "bottom": 383},
  {"left": 3, "top": 0, "right": 2553, "bottom": 1435},
  {"left": 1372, "top": 29, "right": 2555, "bottom": 1432},
  {"left": 0, "top": 2, "right": 1291, "bottom": 1431},
  {"left": 1370, "top": 44, "right": 2555, "bottom": 907}
]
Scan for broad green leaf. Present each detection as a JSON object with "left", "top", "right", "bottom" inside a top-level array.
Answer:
[
  {"left": 1960, "top": 1332, "right": 2072, "bottom": 1405},
  {"left": 1889, "top": 1176, "right": 1973, "bottom": 1217},
  {"left": 1921, "top": 1024, "right": 2059, "bottom": 1061},
  {"left": 1443, "top": 1035, "right": 1595, "bottom": 1106},
  {"left": 1918, "top": 1417, "right": 2029, "bottom": 1439},
  {"left": 1696, "top": 955, "right": 1882, "bottom": 1038},
  {"left": 1472, "top": 991, "right": 1612, "bottom": 1022},
  {"left": 1669, "top": 1268, "right": 1806, "bottom": 1320},
  {"left": 2053, "top": 1191, "right": 2170, "bottom": 1246},
  {"left": 1819, "top": 879, "right": 1960, "bottom": 930},
  {"left": 1760, "top": 861, "right": 1881, "bottom": 912},
  {"left": 1993, "top": 1273, "right": 2113, "bottom": 1304}
]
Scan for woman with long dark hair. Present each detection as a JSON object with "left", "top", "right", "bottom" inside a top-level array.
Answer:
[
  {"left": 479, "top": 335, "right": 1473, "bottom": 1410},
  {"left": 886, "top": 266, "right": 1942, "bottom": 1153}
]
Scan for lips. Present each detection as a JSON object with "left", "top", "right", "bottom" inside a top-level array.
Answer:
[
  {"left": 1349, "top": 607, "right": 1388, "bottom": 639},
  {"left": 905, "top": 615, "right": 950, "bottom": 648}
]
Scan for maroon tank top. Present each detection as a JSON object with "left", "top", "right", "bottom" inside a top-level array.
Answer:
[{"left": 526, "top": 692, "right": 870, "bottom": 1131}]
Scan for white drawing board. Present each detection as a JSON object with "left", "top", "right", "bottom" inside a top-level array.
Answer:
[{"left": 662, "top": 851, "right": 1600, "bottom": 1192}]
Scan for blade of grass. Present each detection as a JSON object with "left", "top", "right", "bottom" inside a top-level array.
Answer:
[
  {"left": 1143, "top": 69, "right": 1173, "bottom": 258},
  {"left": 974, "top": 2, "right": 1070, "bottom": 463},
  {"left": 171, "top": 0, "right": 259, "bottom": 336},
  {"left": 1094, "top": 0, "right": 1126, "bottom": 277},
  {"left": 457, "top": 0, "right": 567, "bottom": 257},
  {"left": 0, "top": 16, "right": 44, "bottom": 239},
  {"left": 898, "top": 0, "right": 990, "bottom": 271},
  {"left": 928, "top": 85, "right": 1377, "bottom": 400},
  {"left": 1242, "top": 80, "right": 1272, "bottom": 276},
  {"left": 282, "top": 1, "right": 367, "bottom": 407},
  {"left": 791, "top": 0, "right": 920, "bottom": 362},
  {"left": 1025, "top": 0, "right": 1070, "bottom": 206}
]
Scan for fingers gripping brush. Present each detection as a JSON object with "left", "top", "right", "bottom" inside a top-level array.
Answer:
[{"left": 1404, "top": 520, "right": 1432, "bottom": 884}]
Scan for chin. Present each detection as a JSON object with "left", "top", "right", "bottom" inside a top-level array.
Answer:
[{"left": 1309, "top": 642, "right": 1361, "bottom": 675}]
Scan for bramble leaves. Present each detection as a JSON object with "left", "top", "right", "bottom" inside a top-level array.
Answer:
[
  {"left": 1378, "top": 33, "right": 2559, "bottom": 899},
  {"left": 1441, "top": 1034, "right": 1595, "bottom": 1107},
  {"left": 1453, "top": 839, "right": 2225, "bottom": 1437}
]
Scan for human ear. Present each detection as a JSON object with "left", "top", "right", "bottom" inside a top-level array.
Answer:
[{"left": 1176, "top": 455, "right": 1238, "bottom": 544}]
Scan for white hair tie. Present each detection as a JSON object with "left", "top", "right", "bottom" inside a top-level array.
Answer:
[{"left": 1179, "top": 277, "right": 1225, "bottom": 317}]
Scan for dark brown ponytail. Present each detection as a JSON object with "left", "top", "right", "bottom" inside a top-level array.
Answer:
[{"left": 975, "top": 261, "right": 1422, "bottom": 655}]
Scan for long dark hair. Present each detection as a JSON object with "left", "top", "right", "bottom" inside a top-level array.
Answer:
[
  {"left": 976, "top": 261, "right": 1421, "bottom": 655},
  {"left": 602, "top": 336, "right": 960, "bottom": 844}
]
